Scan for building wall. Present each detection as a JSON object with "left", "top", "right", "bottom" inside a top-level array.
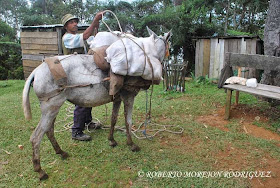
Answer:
[
  {"left": 195, "top": 37, "right": 261, "bottom": 79},
  {"left": 21, "top": 25, "right": 88, "bottom": 79}
]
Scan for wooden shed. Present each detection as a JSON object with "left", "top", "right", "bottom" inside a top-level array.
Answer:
[
  {"left": 20, "top": 24, "right": 89, "bottom": 79},
  {"left": 194, "top": 36, "right": 263, "bottom": 79}
]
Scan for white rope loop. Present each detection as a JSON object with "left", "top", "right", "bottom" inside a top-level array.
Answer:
[{"left": 101, "top": 10, "right": 123, "bottom": 33}]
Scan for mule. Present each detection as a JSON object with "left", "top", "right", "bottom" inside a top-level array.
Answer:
[{"left": 22, "top": 27, "right": 171, "bottom": 180}]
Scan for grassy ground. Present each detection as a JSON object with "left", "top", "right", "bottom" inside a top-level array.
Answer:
[{"left": 0, "top": 80, "right": 279, "bottom": 187}]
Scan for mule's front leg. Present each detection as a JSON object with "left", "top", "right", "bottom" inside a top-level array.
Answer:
[
  {"left": 122, "top": 92, "right": 140, "bottom": 152},
  {"left": 108, "top": 99, "right": 121, "bottom": 147}
]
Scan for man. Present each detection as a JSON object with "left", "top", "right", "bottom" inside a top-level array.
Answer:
[{"left": 61, "top": 12, "right": 104, "bottom": 141}]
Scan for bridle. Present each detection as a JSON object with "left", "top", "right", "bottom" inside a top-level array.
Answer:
[{"left": 155, "top": 36, "right": 170, "bottom": 61}]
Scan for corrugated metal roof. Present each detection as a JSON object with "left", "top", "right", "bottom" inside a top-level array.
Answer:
[{"left": 21, "top": 23, "right": 90, "bottom": 29}]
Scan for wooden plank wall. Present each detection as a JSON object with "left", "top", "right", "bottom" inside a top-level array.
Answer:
[
  {"left": 195, "top": 39, "right": 211, "bottom": 77},
  {"left": 195, "top": 40, "right": 203, "bottom": 77},
  {"left": 202, "top": 39, "right": 210, "bottom": 76},
  {"left": 21, "top": 31, "right": 59, "bottom": 78},
  {"left": 199, "top": 37, "right": 260, "bottom": 79},
  {"left": 209, "top": 39, "right": 225, "bottom": 79},
  {"left": 22, "top": 54, "right": 45, "bottom": 78},
  {"left": 21, "top": 32, "right": 59, "bottom": 54}
]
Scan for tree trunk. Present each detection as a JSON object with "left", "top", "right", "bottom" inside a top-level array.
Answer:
[
  {"left": 260, "top": 0, "right": 280, "bottom": 86},
  {"left": 224, "top": 0, "right": 230, "bottom": 36},
  {"left": 174, "top": 0, "right": 183, "bottom": 6},
  {"left": 233, "top": 5, "right": 237, "bottom": 30}
]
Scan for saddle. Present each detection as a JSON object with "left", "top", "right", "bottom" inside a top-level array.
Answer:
[{"left": 45, "top": 45, "right": 160, "bottom": 97}]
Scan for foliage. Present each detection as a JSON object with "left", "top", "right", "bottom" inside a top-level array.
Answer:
[
  {"left": 0, "top": 42, "right": 23, "bottom": 80},
  {"left": 227, "top": 29, "right": 254, "bottom": 36},
  {"left": 190, "top": 72, "right": 217, "bottom": 85},
  {"left": 0, "top": 21, "right": 17, "bottom": 42},
  {"left": 0, "top": 0, "right": 270, "bottom": 79}
]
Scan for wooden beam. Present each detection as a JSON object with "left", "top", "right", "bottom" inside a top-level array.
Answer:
[
  {"left": 21, "top": 44, "right": 58, "bottom": 50},
  {"left": 22, "top": 54, "right": 45, "bottom": 61},
  {"left": 202, "top": 39, "right": 210, "bottom": 76},
  {"left": 228, "top": 53, "right": 280, "bottom": 71},
  {"left": 20, "top": 32, "right": 57, "bottom": 38},
  {"left": 223, "top": 84, "right": 280, "bottom": 100},
  {"left": 21, "top": 37, "right": 58, "bottom": 45},
  {"left": 56, "top": 27, "right": 63, "bottom": 55},
  {"left": 22, "top": 49, "right": 58, "bottom": 55},
  {"left": 23, "top": 60, "right": 42, "bottom": 68},
  {"left": 225, "top": 89, "right": 232, "bottom": 120}
]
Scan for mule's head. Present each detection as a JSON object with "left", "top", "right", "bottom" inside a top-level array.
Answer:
[{"left": 146, "top": 26, "right": 172, "bottom": 63}]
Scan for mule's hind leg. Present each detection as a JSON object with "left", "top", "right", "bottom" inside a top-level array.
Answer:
[
  {"left": 30, "top": 100, "right": 64, "bottom": 180},
  {"left": 121, "top": 91, "right": 140, "bottom": 152},
  {"left": 30, "top": 121, "right": 49, "bottom": 180},
  {"left": 46, "top": 119, "right": 69, "bottom": 159},
  {"left": 108, "top": 99, "right": 121, "bottom": 147}
]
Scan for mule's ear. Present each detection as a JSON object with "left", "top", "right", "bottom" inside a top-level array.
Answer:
[
  {"left": 146, "top": 26, "right": 158, "bottom": 38},
  {"left": 164, "top": 29, "right": 172, "bottom": 41}
]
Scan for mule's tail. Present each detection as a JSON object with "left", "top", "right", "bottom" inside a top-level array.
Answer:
[{"left": 22, "top": 70, "right": 35, "bottom": 120}]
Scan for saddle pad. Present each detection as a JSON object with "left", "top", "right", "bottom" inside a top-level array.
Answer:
[
  {"left": 109, "top": 70, "right": 124, "bottom": 96},
  {"left": 45, "top": 57, "right": 67, "bottom": 86},
  {"left": 88, "top": 45, "right": 110, "bottom": 71}
]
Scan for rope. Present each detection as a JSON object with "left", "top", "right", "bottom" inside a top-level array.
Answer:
[
  {"left": 54, "top": 91, "right": 184, "bottom": 138},
  {"left": 54, "top": 11, "right": 184, "bottom": 138},
  {"left": 101, "top": 10, "right": 123, "bottom": 33}
]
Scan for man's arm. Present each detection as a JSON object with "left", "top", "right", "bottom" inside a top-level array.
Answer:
[{"left": 83, "top": 11, "right": 104, "bottom": 40}]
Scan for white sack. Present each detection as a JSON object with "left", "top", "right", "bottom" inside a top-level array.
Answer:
[
  {"left": 105, "top": 35, "right": 162, "bottom": 80},
  {"left": 88, "top": 31, "right": 137, "bottom": 49},
  {"left": 88, "top": 32, "right": 120, "bottom": 49},
  {"left": 246, "top": 78, "right": 258, "bottom": 87},
  {"left": 225, "top": 76, "right": 247, "bottom": 85}
]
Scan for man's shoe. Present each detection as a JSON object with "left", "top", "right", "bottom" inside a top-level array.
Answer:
[
  {"left": 86, "top": 122, "right": 102, "bottom": 130},
  {"left": 72, "top": 132, "right": 92, "bottom": 141}
]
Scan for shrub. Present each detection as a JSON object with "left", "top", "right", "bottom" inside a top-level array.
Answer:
[{"left": 0, "top": 42, "right": 23, "bottom": 80}]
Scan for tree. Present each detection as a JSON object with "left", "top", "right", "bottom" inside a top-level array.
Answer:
[
  {"left": 0, "top": 0, "right": 29, "bottom": 32},
  {"left": 260, "top": 0, "right": 280, "bottom": 88},
  {"left": 0, "top": 21, "right": 23, "bottom": 80},
  {"left": 0, "top": 21, "right": 17, "bottom": 42}
]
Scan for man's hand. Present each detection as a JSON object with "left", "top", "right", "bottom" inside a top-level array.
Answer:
[{"left": 93, "top": 11, "right": 105, "bottom": 23}]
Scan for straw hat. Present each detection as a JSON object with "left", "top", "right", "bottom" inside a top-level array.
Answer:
[{"left": 61, "top": 14, "right": 79, "bottom": 26}]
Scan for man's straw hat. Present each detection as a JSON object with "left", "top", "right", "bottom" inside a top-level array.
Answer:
[{"left": 61, "top": 14, "right": 79, "bottom": 26}]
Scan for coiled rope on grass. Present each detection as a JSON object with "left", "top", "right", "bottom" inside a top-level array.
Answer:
[{"left": 54, "top": 10, "right": 184, "bottom": 138}]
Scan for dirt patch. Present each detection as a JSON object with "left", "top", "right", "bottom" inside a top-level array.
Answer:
[
  {"left": 250, "top": 156, "right": 280, "bottom": 188},
  {"left": 214, "top": 144, "right": 250, "bottom": 170},
  {"left": 196, "top": 114, "right": 229, "bottom": 132},
  {"left": 196, "top": 104, "right": 280, "bottom": 142},
  {"left": 214, "top": 144, "right": 280, "bottom": 188}
]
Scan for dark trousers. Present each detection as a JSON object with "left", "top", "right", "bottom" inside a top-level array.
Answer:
[{"left": 72, "top": 106, "right": 92, "bottom": 133}]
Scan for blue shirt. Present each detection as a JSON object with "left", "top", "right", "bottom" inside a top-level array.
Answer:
[{"left": 62, "top": 33, "right": 84, "bottom": 49}]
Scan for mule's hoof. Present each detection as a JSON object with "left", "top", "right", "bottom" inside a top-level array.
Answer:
[
  {"left": 109, "top": 140, "right": 118, "bottom": 147},
  {"left": 61, "top": 151, "right": 69, "bottom": 159},
  {"left": 39, "top": 172, "right": 49, "bottom": 180},
  {"left": 131, "top": 144, "right": 140, "bottom": 152}
]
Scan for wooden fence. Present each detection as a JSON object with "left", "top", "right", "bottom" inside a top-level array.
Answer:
[{"left": 163, "top": 61, "right": 188, "bottom": 92}]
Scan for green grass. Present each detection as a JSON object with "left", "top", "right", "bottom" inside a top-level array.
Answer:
[{"left": 0, "top": 80, "right": 279, "bottom": 187}]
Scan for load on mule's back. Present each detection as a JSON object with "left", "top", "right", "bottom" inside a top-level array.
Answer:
[{"left": 22, "top": 11, "right": 172, "bottom": 180}]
